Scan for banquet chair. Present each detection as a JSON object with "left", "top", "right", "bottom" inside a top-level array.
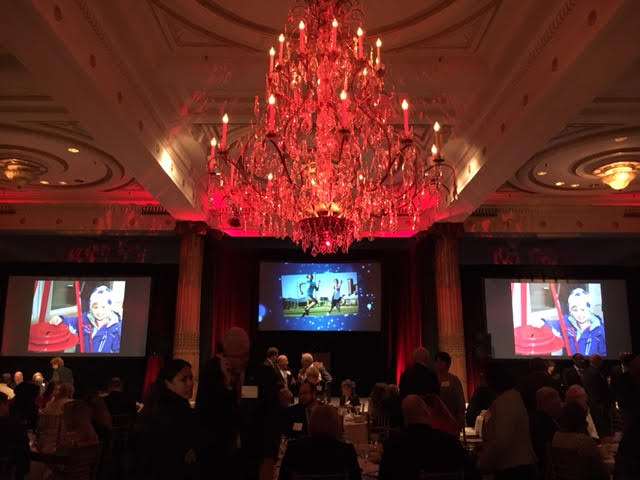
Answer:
[
  {"left": 418, "top": 470, "right": 464, "bottom": 480},
  {"left": 292, "top": 474, "right": 348, "bottom": 480},
  {"left": 50, "top": 442, "right": 101, "bottom": 480},
  {"left": 550, "top": 446, "right": 587, "bottom": 480}
]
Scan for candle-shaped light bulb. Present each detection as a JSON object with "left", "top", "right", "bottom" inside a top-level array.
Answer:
[
  {"left": 278, "top": 34, "right": 285, "bottom": 64},
  {"left": 433, "top": 121, "right": 441, "bottom": 132},
  {"left": 434, "top": 121, "right": 441, "bottom": 150},
  {"left": 299, "top": 20, "right": 305, "bottom": 52},
  {"left": 221, "top": 113, "right": 229, "bottom": 150},
  {"left": 267, "top": 172, "right": 273, "bottom": 181},
  {"left": 357, "top": 27, "right": 364, "bottom": 59},
  {"left": 331, "top": 18, "right": 338, "bottom": 49},
  {"left": 208, "top": 138, "right": 217, "bottom": 172},
  {"left": 401, "top": 100, "right": 409, "bottom": 137},
  {"left": 431, "top": 144, "right": 438, "bottom": 156},
  {"left": 268, "top": 94, "right": 276, "bottom": 132},
  {"left": 340, "top": 90, "right": 348, "bottom": 129},
  {"left": 376, "top": 38, "right": 382, "bottom": 65},
  {"left": 268, "top": 47, "right": 275, "bottom": 72}
]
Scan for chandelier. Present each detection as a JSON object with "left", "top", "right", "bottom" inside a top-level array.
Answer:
[{"left": 207, "top": 0, "right": 457, "bottom": 255}]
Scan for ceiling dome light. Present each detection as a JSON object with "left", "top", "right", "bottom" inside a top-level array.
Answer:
[
  {"left": 595, "top": 161, "right": 640, "bottom": 191},
  {"left": 536, "top": 171, "right": 547, "bottom": 176},
  {"left": 554, "top": 181, "right": 565, "bottom": 186},
  {"left": 67, "top": 147, "right": 80, "bottom": 153}
]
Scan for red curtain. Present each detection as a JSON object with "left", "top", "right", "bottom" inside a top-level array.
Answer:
[
  {"left": 141, "top": 354, "right": 163, "bottom": 398},
  {"left": 207, "top": 236, "right": 253, "bottom": 355},
  {"left": 386, "top": 237, "right": 425, "bottom": 384}
]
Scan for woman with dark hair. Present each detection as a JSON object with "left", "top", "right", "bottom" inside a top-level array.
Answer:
[
  {"left": 138, "top": 358, "right": 198, "bottom": 480},
  {"left": 477, "top": 362, "right": 537, "bottom": 480}
]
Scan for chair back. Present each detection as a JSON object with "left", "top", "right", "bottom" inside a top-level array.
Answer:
[
  {"left": 36, "top": 413, "right": 63, "bottom": 454},
  {"left": 52, "top": 442, "right": 101, "bottom": 480},
  {"left": 292, "top": 474, "right": 348, "bottom": 480},
  {"left": 418, "top": 471, "right": 464, "bottom": 480},
  {"left": 550, "top": 446, "right": 587, "bottom": 480}
]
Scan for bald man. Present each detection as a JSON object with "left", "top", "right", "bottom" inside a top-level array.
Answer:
[
  {"left": 379, "top": 395, "right": 474, "bottom": 479},
  {"left": 398, "top": 347, "right": 440, "bottom": 399},
  {"left": 196, "top": 327, "right": 280, "bottom": 479}
]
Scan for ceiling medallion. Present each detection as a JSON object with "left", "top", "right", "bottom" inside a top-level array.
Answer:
[{"left": 206, "top": 0, "right": 457, "bottom": 255}]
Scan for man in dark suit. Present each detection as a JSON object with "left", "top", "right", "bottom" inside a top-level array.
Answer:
[
  {"left": 264, "top": 347, "right": 279, "bottom": 373},
  {"left": 583, "top": 354, "right": 612, "bottom": 436},
  {"left": 275, "top": 355, "right": 295, "bottom": 391},
  {"left": 279, "top": 405, "right": 361, "bottom": 480},
  {"left": 398, "top": 347, "right": 439, "bottom": 399},
  {"left": 196, "top": 327, "right": 280, "bottom": 480},
  {"left": 563, "top": 353, "right": 585, "bottom": 388},
  {"left": 379, "top": 395, "right": 476, "bottom": 480},
  {"left": 518, "top": 357, "right": 562, "bottom": 414},
  {"left": 285, "top": 380, "right": 318, "bottom": 438}
]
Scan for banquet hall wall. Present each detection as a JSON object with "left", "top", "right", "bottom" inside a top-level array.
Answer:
[{"left": 1, "top": 232, "right": 639, "bottom": 400}]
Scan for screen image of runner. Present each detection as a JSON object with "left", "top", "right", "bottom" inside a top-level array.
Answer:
[{"left": 258, "top": 262, "right": 381, "bottom": 331}]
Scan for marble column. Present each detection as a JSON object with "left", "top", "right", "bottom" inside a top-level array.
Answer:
[
  {"left": 173, "top": 221, "right": 207, "bottom": 399},
  {"left": 432, "top": 222, "right": 468, "bottom": 398}
]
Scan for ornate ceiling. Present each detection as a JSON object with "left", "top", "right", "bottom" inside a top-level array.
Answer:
[{"left": 0, "top": 0, "right": 639, "bottom": 235}]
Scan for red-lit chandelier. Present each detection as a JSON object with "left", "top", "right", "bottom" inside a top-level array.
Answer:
[{"left": 207, "top": 0, "right": 457, "bottom": 256}]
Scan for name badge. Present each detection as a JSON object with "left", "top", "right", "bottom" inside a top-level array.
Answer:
[
  {"left": 293, "top": 422, "right": 303, "bottom": 432},
  {"left": 441, "top": 381, "right": 450, "bottom": 388},
  {"left": 241, "top": 385, "right": 258, "bottom": 399}
]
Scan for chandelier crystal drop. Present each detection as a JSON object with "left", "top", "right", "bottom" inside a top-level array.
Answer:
[{"left": 207, "top": 0, "right": 457, "bottom": 255}]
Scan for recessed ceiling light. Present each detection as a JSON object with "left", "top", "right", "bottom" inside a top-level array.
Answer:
[
  {"left": 39, "top": 180, "right": 49, "bottom": 185},
  {"left": 58, "top": 181, "right": 67, "bottom": 185},
  {"left": 614, "top": 136, "right": 628, "bottom": 143},
  {"left": 555, "top": 181, "right": 565, "bottom": 186},
  {"left": 536, "top": 171, "right": 547, "bottom": 176},
  {"left": 67, "top": 147, "right": 80, "bottom": 153},
  {"left": 570, "top": 183, "right": 580, "bottom": 188}
]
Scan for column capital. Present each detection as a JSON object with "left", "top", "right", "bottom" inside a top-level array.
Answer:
[
  {"left": 429, "top": 222, "right": 465, "bottom": 239},
  {"left": 175, "top": 220, "right": 209, "bottom": 237}
]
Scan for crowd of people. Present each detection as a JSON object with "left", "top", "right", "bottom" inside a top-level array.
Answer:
[{"left": 1, "top": 334, "right": 639, "bottom": 480}]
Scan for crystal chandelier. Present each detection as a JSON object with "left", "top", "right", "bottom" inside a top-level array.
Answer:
[{"left": 207, "top": 0, "right": 457, "bottom": 255}]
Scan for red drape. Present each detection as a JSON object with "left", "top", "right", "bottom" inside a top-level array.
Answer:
[
  {"left": 141, "top": 354, "right": 163, "bottom": 399},
  {"left": 387, "top": 237, "right": 425, "bottom": 384},
  {"left": 207, "top": 236, "right": 253, "bottom": 355}
]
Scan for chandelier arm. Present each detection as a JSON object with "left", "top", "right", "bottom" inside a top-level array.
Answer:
[
  {"left": 267, "top": 138, "right": 295, "bottom": 185},
  {"left": 353, "top": 102, "right": 396, "bottom": 187}
]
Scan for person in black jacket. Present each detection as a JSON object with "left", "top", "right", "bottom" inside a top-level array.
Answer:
[
  {"left": 339, "top": 379, "right": 360, "bottom": 408},
  {"left": 49, "top": 357, "right": 74, "bottom": 385},
  {"left": 279, "top": 405, "right": 361, "bottom": 480},
  {"left": 138, "top": 358, "right": 198, "bottom": 480},
  {"left": 398, "top": 347, "right": 439, "bottom": 399},
  {"left": 286, "top": 381, "right": 319, "bottom": 438},
  {"left": 379, "top": 395, "right": 477, "bottom": 480},
  {"left": 0, "top": 392, "right": 30, "bottom": 479},
  {"left": 196, "top": 327, "right": 280, "bottom": 480}
]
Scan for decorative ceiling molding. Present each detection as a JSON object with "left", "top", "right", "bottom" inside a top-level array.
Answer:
[
  {"left": 194, "top": 0, "right": 280, "bottom": 35},
  {"left": 387, "top": 0, "right": 500, "bottom": 53},
  {"left": 73, "top": 0, "right": 167, "bottom": 133},
  {"left": 149, "top": 0, "right": 260, "bottom": 51},
  {"left": 17, "top": 121, "right": 94, "bottom": 141},
  {"left": 550, "top": 122, "right": 625, "bottom": 142},
  {"left": 0, "top": 123, "right": 127, "bottom": 191}
]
